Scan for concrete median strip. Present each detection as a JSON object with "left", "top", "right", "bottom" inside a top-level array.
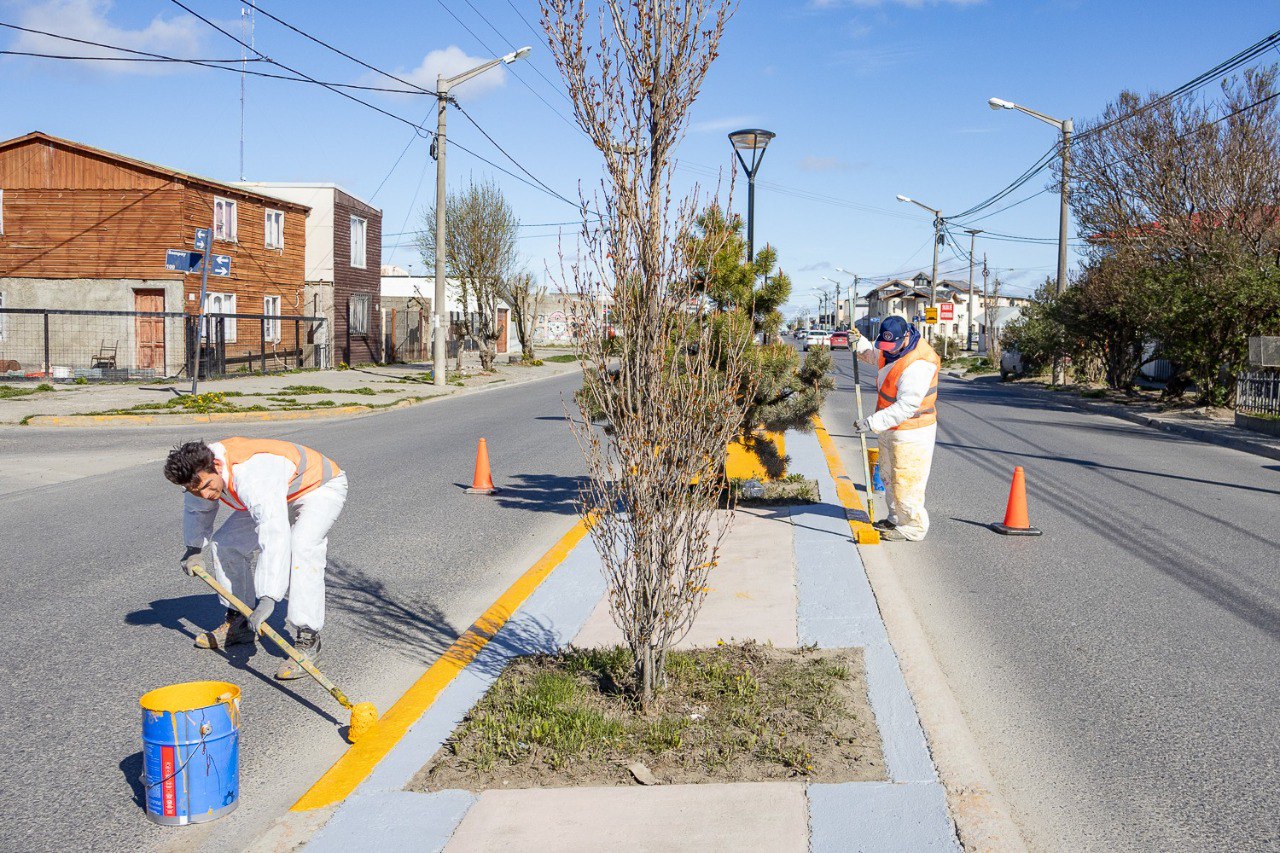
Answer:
[{"left": 285, "top": 427, "right": 972, "bottom": 852}]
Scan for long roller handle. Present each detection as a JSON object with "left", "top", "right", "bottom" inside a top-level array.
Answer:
[
  {"left": 190, "top": 564, "right": 354, "bottom": 710},
  {"left": 852, "top": 345, "right": 876, "bottom": 524}
]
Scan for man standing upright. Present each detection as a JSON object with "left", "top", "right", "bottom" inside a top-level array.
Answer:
[
  {"left": 163, "top": 438, "right": 348, "bottom": 678},
  {"left": 852, "top": 316, "right": 941, "bottom": 541}
]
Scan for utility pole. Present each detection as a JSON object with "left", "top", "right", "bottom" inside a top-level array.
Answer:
[
  {"left": 982, "top": 253, "right": 991, "bottom": 359},
  {"left": 431, "top": 47, "right": 531, "bottom": 387},
  {"left": 929, "top": 215, "right": 941, "bottom": 342},
  {"left": 1055, "top": 119, "right": 1073, "bottom": 384},
  {"left": 238, "top": 2, "right": 255, "bottom": 181},
  {"left": 965, "top": 229, "right": 981, "bottom": 351}
]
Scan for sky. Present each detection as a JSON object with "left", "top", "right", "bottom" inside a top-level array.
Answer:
[{"left": 3, "top": 0, "right": 1279, "bottom": 319}]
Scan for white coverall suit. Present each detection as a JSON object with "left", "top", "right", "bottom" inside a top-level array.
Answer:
[
  {"left": 184, "top": 441, "right": 348, "bottom": 631},
  {"left": 856, "top": 336, "right": 939, "bottom": 541}
]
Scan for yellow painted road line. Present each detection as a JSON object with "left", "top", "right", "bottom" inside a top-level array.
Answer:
[
  {"left": 292, "top": 515, "right": 592, "bottom": 811},
  {"left": 812, "top": 414, "right": 881, "bottom": 545}
]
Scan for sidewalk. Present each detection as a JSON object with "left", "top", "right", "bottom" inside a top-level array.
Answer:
[
  {"left": 946, "top": 370, "right": 1280, "bottom": 463},
  {"left": 283, "top": 429, "right": 959, "bottom": 853},
  {"left": 0, "top": 353, "right": 580, "bottom": 425}
]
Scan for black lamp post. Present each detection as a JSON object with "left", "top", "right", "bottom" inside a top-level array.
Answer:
[{"left": 728, "top": 128, "right": 776, "bottom": 262}]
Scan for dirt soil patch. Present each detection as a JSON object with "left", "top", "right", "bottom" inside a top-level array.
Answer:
[{"left": 409, "top": 642, "right": 885, "bottom": 792}]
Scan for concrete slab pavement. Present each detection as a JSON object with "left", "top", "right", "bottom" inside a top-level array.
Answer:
[{"left": 298, "top": 427, "right": 959, "bottom": 853}]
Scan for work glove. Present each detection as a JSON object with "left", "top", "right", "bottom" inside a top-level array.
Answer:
[
  {"left": 853, "top": 418, "right": 873, "bottom": 435},
  {"left": 248, "top": 597, "right": 277, "bottom": 634},
  {"left": 180, "top": 546, "right": 204, "bottom": 577}
]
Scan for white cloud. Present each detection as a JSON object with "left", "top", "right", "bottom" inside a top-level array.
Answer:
[
  {"left": 386, "top": 46, "right": 508, "bottom": 100},
  {"left": 799, "top": 155, "right": 852, "bottom": 172},
  {"left": 10, "top": 0, "right": 207, "bottom": 74},
  {"left": 690, "top": 115, "right": 760, "bottom": 134}
]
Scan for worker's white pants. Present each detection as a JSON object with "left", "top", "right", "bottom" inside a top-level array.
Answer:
[
  {"left": 207, "top": 473, "right": 348, "bottom": 632},
  {"left": 879, "top": 424, "right": 936, "bottom": 541}
]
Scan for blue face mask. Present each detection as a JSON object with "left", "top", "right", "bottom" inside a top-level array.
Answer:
[{"left": 882, "top": 325, "right": 920, "bottom": 363}]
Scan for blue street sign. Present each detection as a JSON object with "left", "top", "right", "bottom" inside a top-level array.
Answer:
[
  {"left": 211, "top": 254, "right": 231, "bottom": 277},
  {"left": 165, "top": 249, "right": 190, "bottom": 272},
  {"left": 166, "top": 249, "right": 204, "bottom": 272},
  {"left": 194, "top": 228, "right": 210, "bottom": 251}
]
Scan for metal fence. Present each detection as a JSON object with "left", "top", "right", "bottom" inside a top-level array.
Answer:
[
  {"left": 1236, "top": 369, "right": 1280, "bottom": 416},
  {"left": 0, "top": 308, "right": 328, "bottom": 382}
]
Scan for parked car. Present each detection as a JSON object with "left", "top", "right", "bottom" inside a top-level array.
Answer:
[
  {"left": 999, "top": 347, "right": 1025, "bottom": 380},
  {"left": 794, "top": 328, "right": 808, "bottom": 340},
  {"left": 829, "top": 331, "right": 850, "bottom": 350},
  {"left": 803, "top": 329, "right": 831, "bottom": 351}
]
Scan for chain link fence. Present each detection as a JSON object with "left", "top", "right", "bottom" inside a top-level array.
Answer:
[{"left": 0, "top": 308, "right": 327, "bottom": 382}]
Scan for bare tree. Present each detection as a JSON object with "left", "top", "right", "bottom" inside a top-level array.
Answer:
[
  {"left": 542, "top": 0, "right": 749, "bottom": 708},
  {"left": 500, "top": 272, "right": 547, "bottom": 361},
  {"left": 418, "top": 178, "right": 520, "bottom": 371}
]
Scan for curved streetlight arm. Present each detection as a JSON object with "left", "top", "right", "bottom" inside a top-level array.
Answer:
[
  {"left": 441, "top": 47, "right": 531, "bottom": 93},
  {"left": 990, "top": 97, "right": 1070, "bottom": 132},
  {"left": 897, "top": 194, "right": 942, "bottom": 218}
]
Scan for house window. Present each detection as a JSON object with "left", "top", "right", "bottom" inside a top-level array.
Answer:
[
  {"left": 0, "top": 291, "right": 6, "bottom": 341},
  {"left": 263, "top": 295, "right": 281, "bottom": 342},
  {"left": 202, "top": 292, "right": 238, "bottom": 343},
  {"left": 349, "top": 294, "right": 370, "bottom": 335},
  {"left": 264, "top": 209, "right": 284, "bottom": 249},
  {"left": 349, "top": 216, "right": 367, "bottom": 268},
  {"left": 0, "top": 188, "right": 5, "bottom": 234},
  {"left": 214, "top": 197, "right": 238, "bottom": 242}
]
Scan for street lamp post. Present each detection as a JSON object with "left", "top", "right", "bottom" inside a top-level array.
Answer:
[
  {"left": 964, "top": 229, "right": 981, "bottom": 351},
  {"left": 728, "top": 129, "right": 776, "bottom": 262},
  {"left": 988, "top": 97, "right": 1072, "bottom": 383},
  {"left": 835, "top": 267, "right": 860, "bottom": 335},
  {"left": 896, "top": 194, "right": 943, "bottom": 340},
  {"left": 822, "top": 276, "right": 843, "bottom": 326},
  {"left": 431, "top": 46, "right": 531, "bottom": 387}
]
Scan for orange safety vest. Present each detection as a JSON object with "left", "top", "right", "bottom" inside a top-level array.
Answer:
[
  {"left": 216, "top": 437, "right": 342, "bottom": 511},
  {"left": 876, "top": 340, "right": 941, "bottom": 430}
]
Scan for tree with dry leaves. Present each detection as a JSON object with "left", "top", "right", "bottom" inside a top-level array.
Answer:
[
  {"left": 500, "top": 271, "right": 547, "bottom": 362},
  {"left": 417, "top": 178, "right": 520, "bottom": 371},
  {"left": 542, "top": 0, "right": 749, "bottom": 708}
]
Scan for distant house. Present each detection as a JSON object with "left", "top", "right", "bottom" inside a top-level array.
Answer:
[
  {"left": 378, "top": 269, "right": 515, "bottom": 359},
  {"left": 0, "top": 131, "right": 308, "bottom": 378},
  {"left": 237, "top": 182, "right": 382, "bottom": 365}
]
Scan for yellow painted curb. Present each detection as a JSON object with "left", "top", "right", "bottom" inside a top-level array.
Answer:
[
  {"left": 811, "top": 414, "right": 880, "bottom": 545},
  {"left": 291, "top": 515, "right": 593, "bottom": 811}
]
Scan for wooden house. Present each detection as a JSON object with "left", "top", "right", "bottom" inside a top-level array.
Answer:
[{"left": 0, "top": 131, "right": 309, "bottom": 377}]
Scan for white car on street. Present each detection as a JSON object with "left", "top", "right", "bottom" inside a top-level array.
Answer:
[{"left": 803, "top": 329, "right": 831, "bottom": 351}]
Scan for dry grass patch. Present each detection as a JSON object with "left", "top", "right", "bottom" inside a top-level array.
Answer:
[{"left": 410, "top": 642, "right": 884, "bottom": 792}]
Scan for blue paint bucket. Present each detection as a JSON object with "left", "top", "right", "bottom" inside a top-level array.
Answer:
[
  {"left": 139, "top": 681, "right": 241, "bottom": 826},
  {"left": 872, "top": 462, "right": 885, "bottom": 493}
]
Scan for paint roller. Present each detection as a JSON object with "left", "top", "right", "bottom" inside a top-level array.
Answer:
[{"left": 188, "top": 564, "right": 378, "bottom": 742}]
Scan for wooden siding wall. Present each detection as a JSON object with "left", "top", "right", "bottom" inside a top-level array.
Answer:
[
  {"left": 333, "top": 190, "right": 382, "bottom": 364},
  {"left": 0, "top": 138, "right": 311, "bottom": 360}
]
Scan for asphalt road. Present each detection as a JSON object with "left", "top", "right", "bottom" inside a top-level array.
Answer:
[
  {"left": 819, "top": 346, "right": 1280, "bottom": 851},
  {"left": 0, "top": 372, "right": 586, "bottom": 852}
]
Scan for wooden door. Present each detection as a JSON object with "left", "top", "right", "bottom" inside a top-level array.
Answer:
[
  {"left": 497, "top": 308, "right": 509, "bottom": 354},
  {"left": 134, "top": 289, "right": 165, "bottom": 371}
]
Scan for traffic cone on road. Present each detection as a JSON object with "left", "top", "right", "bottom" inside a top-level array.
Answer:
[
  {"left": 990, "top": 466, "right": 1042, "bottom": 536},
  {"left": 466, "top": 438, "right": 499, "bottom": 495}
]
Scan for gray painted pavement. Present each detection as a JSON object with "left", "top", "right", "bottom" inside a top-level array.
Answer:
[{"left": 823, "top": 353, "right": 1280, "bottom": 851}]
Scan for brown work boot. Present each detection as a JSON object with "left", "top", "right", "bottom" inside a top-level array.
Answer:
[
  {"left": 194, "top": 608, "right": 255, "bottom": 650},
  {"left": 276, "top": 628, "right": 321, "bottom": 680}
]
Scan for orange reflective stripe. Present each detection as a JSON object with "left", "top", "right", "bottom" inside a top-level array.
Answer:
[
  {"left": 874, "top": 340, "right": 941, "bottom": 430},
  {"left": 218, "top": 438, "right": 342, "bottom": 510}
]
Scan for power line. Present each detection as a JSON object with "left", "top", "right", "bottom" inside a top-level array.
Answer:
[
  {"left": 165, "top": 0, "right": 434, "bottom": 133},
  {"left": 0, "top": 48, "right": 249, "bottom": 63},
  {"left": 246, "top": 1, "right": 438, "bottom": 95},
  {"left": 1076, "top": 27, "right": 1280, "bottom": 142},
  {"left": 434, "top": 0, "right": 581, "bottom": 135},
  {"left": 451, "top": 101, "right": 584, "bottom": 210}
]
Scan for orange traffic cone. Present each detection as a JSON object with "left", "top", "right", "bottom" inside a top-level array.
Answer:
[
  {"left": 990, "top": 466, "right": 1042, "bottom": 536},
  {"left": 466, "top": 438, "right": 499, "bottom": 495}
]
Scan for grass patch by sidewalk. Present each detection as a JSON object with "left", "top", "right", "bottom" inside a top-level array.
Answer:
[
  {"left": 541, "top": 353, "right": 581, "bottom": 363},
  {"left": 410, "top": 642, "right": 884, "bottom": 792},
  {"left": 0, "top": 383, "right": 55, "bottom": 399}
]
